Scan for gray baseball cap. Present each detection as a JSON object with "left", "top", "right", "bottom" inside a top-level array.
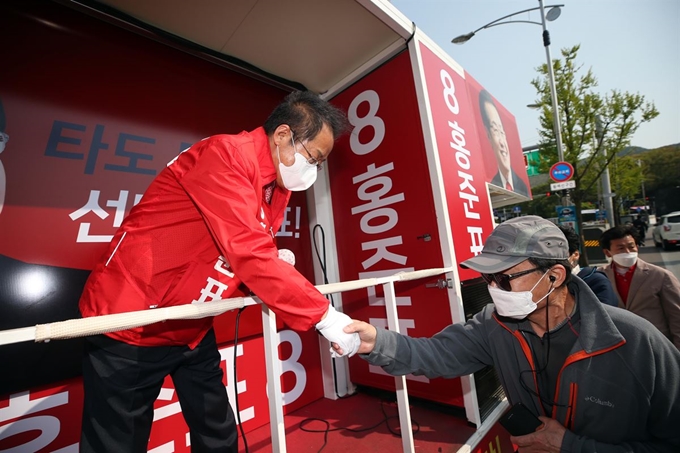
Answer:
[{"left": 460, "top": 216, "right": 568, "bottom": 273}]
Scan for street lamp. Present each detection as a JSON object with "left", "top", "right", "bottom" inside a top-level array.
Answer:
[{"left": 452, "top": 1, "right": 566, "bottom": 165}]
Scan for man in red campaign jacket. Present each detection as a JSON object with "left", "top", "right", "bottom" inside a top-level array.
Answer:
[{"left": 78, "top": 91, "right": 359, "bottom": 453}]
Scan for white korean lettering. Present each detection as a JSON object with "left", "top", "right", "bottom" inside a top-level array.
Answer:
[
  {"left": 0, "top": 390, "right": 70, "bottom": 452},
  {"left": 351, "top": 173, "right": 405, "bottom": 215},
  {"left": 460, "top": 191, "right": 481, "bottom": 220},
  {"left": 69, "top": 189, "right": 142, "bottom": 243},
  {"left": 458, "top": 170, "right": 475, "bottom": 194},
  {"left": 214, "top": 257, "right": 235, "bottom": 278},
  {"left": 191, "top": 276, "right": 229, "bottom": 304},
  {"left": 346, "top": 91, "right": 409, "bottom": 288},
  {"left": 276, "top": 206, "right": 301, "bottom": 239},
  {"left": 219, "top": 344, "right": 255, "bottom": 424},
  {"left": 368, "top": 318, "right": 428, "bottom": 383},
  {"left": 360, "top": 207, "right": 398, "bottom": 235},
  {"left": 361, "top": 237, "right": 407, "bottom": 270},
  {"left": 468, "top": 226, "right": 485, "bottom": 256},
  {"left": 153, "top": 388, "right": 182, "bottom": 422},
  {"left": 439, "top": 72, "right": 483, "bottom": 256}
]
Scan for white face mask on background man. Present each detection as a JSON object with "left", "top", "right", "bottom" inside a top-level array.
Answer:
[
  {"left": 612, "top": 252, "right": 638, "bottom": 268},
  {"left": 277, "top": 132, "right": 318, "bottom": 191},
  {"left": 489, "top": 271, "right": 555, "bottom": 320}
]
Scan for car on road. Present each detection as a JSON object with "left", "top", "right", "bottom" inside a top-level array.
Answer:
[{"left": 653, "top": 211, "right": 680, "bottom": 250}]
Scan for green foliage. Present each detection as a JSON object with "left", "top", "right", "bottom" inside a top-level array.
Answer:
[
  {"left": 610, "top": 156, "right": 643, "bottom": 213},
  {"left": 529, "top": 45, "right": 659, "bottom": 236},
  {"left": 639, "top": 145, "right": 680, "bottom": 193}
]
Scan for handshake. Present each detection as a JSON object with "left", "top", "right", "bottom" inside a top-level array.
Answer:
[{"left": 315, "top": 305, "right": 360, "bottom": 358}]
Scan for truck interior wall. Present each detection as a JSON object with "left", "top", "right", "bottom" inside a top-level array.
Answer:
[{"left": 0, "top": 0, "right": 289, "bottom": 395}]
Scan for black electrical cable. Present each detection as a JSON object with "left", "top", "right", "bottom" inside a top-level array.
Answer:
[
  {"left": 231, "top": 223, "right": 352, "bottom": 451},
  {"left": 233, "top": 306, "right": 249, "bottom": 453},
  {"left": 518, "top": 290, "right": 554, "bottom": 409},
  {"left": 518, "top": 286, "right": 572, "bottom": 410},
  {"left": 312, "top": 224, "right": 333, "bottom": 301},
  {"left": 299, "top": 399, "right": 420, "bottom": 453}
]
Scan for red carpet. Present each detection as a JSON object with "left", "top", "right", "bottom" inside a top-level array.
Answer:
[{"left": 239, "top": 388, "right": 477, "bottom": 452}]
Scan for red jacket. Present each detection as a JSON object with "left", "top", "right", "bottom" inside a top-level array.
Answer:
[{"left": 79, "top": 127, "right": 328, "bottom": 348}]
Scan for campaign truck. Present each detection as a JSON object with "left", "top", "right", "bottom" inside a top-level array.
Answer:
[{"left": 0, "top": 1, "right": 533, "bottom": 452}]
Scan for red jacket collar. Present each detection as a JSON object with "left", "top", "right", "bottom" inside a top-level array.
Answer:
[{"left": 251, "top": 126, "right": 278, "bottom": 186}]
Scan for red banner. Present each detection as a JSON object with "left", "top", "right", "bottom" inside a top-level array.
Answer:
[
  {"left": 0, "top": 330, "right": 323, "bottom": 452},
  {"left": 419, "top": 42, "right": 496, "bottom": 281},
  {"left": 330, "top": 50, "right": 463, "bottom": 406},
  {"left": 0, "top": 0, "right": 325, "bottom": 437}
]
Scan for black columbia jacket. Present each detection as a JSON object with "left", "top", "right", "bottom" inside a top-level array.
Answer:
[{"left": 363, "top": 278, "right": 680, "bottom": 452}]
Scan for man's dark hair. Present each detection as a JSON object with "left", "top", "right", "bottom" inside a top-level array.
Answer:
[
  {"left": 599, "top": 225, "right": 640, "bottom": 250},
  {"left": 264, "top": 90, "right": 349, "bottom": 142},
  {"left": 478, "top": 89, "right": 496, "bottom": 131},
  {"left": 528, "top": 258, "right": 572, "bottom": 287},
  {"left": 557, "top": 225, "right": 580, "bottom": 255}
]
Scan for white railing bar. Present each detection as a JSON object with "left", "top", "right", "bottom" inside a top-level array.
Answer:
[
  {"left": 316, "top": 267, "right": 452, "bottom": 295},
  {"left": 0, "top": 298, "right": 246, "bottom": 346},
  {"left": 0, "top": 268, "right": 452, "bottom": 347}
]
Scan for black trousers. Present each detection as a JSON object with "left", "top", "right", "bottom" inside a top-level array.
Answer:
[{"left": 80, "top": 329, "right": 237, "bottom": 452}]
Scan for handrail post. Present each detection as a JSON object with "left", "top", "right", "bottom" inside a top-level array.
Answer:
[
  {"left": 382, "top": 280, "right": 415, "bottom": 453},
  {"left": 261, "top": 304, "right": 286, "bottom": 452}
]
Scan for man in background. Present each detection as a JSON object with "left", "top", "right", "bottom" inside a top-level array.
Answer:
[
  {"left": 479, "top": 89, "right": 529, "bottom": 197},
  {"left": 632, "top": 214, "right": 648, "bottom": 246},
  {"left": 557, "top": 225, "right": 617, "bottom": 306},
  {"left": 600, "top": 224, "right": 680, "bottom": 349}
]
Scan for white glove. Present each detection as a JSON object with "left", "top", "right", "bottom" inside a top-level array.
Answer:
[
  {"left": 315, "top": 305, "right": 360, "bottom": 358},
  {"left": 278, "top": 249, "right": 296, "bottom": 266}
]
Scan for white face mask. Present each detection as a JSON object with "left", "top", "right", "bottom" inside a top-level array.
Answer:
[
  {"left": 489, "top": 271, "right": 554, "bottom": 320},
  {"left": 612, "top": 252, "right": 637, "bottom": 268},
  {"left": 277, "top": 133, "right": 317, "bottom": 191}
]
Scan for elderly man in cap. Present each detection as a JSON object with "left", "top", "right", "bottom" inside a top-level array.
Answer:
[{"left": 335, "top": 216, "right": 680, "bottom": 452}]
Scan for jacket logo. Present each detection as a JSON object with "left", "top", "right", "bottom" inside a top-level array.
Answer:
[{"left": 584, "top": 396, "right": 615, "bottom": 408}]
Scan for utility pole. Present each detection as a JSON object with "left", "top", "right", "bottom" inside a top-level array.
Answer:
[
  {"left": 596, "top": 116, "right": 615, "bottom": 227},
  {"left": 638, "top": 159, "right": 648, "bottom": 217}
]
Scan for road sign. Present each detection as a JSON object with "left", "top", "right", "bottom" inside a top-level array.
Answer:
[
  {"left": 556, "top": 205, "right": 577, "bottom": 230},
  {"left": 556, "top": 205, "right": 575, "bottom": 218},
  {"left": 549, "top": 161, "right": 574, "bottom": 183},
  {"left": 550, "top": 180, "right": 576, "bottom": 191}
]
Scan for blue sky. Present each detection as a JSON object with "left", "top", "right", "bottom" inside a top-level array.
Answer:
[{"left": 390, "top": 0, "right": 680, "bottom": 150}]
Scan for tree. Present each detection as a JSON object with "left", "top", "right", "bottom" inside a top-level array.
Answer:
[
  {"left": 609, "top": 155, "right": 644, "bottom": 223},
  {"left": 531, "top": 45, "right": 659, "bottom": 261},
  {"left": 640, "top": 145, "right": 680, "bottom": 194}
]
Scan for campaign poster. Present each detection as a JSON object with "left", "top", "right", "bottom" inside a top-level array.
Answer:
[{"left": 465, "top": 75, "right": 532, "bottom": 198}]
